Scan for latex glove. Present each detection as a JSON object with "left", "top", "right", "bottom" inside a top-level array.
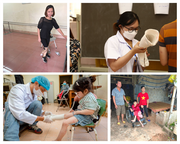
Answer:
[
  {"left": 43, "top": 115, "right": 53, "bottom": 123},
  {"left": 37, "top": 95, "right": 43, "bottom": 101},
  {"left": 44, "top": 111, "right": 52, "bottom": 116}
]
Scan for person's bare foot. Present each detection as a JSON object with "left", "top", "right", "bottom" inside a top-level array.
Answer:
[{"left": 141, "top": 124, "right": 144, "bottom": 127}]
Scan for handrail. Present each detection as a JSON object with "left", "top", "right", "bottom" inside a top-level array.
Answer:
[{"left": 3, "top": 21, "right": 67, "bottom": 29}]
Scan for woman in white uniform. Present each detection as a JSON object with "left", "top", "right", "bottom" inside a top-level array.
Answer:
[
  {"left": 104, "top": 11, "right": 147, "bottom": 72},
  {"left": 3, "top": 76, "right": 53, "bottom": 141}
]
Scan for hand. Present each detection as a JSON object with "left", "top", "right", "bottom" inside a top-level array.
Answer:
[
  {"left": 43, "top": 115, "right": 53, "bottom": 123},
  {"left": 74, "top": 96, "right": 80, "bottom": 102},
  {"left": 126, "top": 101, "right": 129, "bottom": 104},
  {"left": 44, "top": 111, "right": 52, "bottom": 116},
  {"left": 146, "top": 50, "right": 150, "bottom": 57},
  {"left": 132, "top": 42, "right": 147, "bottom": 54},
  {"left": 141, "top": 105, "right": 144, "bottom": 108},
  {"left": 69, "top": 109, "right": 74, "bottom": 113},
  {"left": 38, "top": 38, "right": 41, "bottom": 43},
  {"left": 115, "top": 105, "right": 118, "bottom": 109}
]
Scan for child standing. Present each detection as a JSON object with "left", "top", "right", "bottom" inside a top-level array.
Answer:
[{"left": 51, "top": 77, "right": 100, "bottom": 141}]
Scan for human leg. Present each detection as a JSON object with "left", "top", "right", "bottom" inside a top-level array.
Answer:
[
  {"left": 3, "top": 102, "right": 20, "bottom": 141},
  {"left": 143, "top": 105, "right": 149, "bottom": 119},
  {"left": 26, "top": 100, "right": 43, "bottom": 134},
  {"left": 116, "top": 105, "right": 120, "bottom": 124},
  {"left": 121, "top": 105, "right": 126, "bottom": 123},
  {"left": 131, "top": 115, "right": 136, "bottom": 123},
  {"left": 41, "top": 38, "right": 49, "bottom": 62},
  {"left": 26, "top": 100, "right": 42, "bottom": 126},
  {"left": 55, "top": 116, "right": 78, "bottom": 141},
  {"left": 139, "top": 120, "right": 144, "bottom": 127}
]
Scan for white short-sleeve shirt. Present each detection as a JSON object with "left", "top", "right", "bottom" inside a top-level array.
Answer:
[{"left": 104, "top": 31, "right": 139, "bottom": 72}]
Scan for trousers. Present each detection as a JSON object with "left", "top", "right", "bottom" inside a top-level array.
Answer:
[{"left": 3, "top": 101, "right": 42, "bottom": 141}]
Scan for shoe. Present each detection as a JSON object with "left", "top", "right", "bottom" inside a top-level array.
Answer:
[
  {"left": 46, "top": 53, "right": 51, "bottom": 58},
  {"left": 117, "top": 122, "right": 120, "bottom": 125},
  {"left": 42, "top": 56, "right": 47, "bottom": 63},
  {"left": 123, "top": 121, "right": 126, "bottom": 124},
  {"left": 28, "top": 125, "right": 43, "bottom": 134}
]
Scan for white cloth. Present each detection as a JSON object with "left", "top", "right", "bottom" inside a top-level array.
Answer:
[
  {"left": 7, "top": 83, "right": 38, "bottom": 124},
  {"left": 138, "top": 29, "right": 159, "bottom": 67},
  {"left": 104, "top": 31, "right": 138, "bottom": 72}
]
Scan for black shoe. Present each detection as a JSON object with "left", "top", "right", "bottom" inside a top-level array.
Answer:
[
  {"left": 42, "top": 56, "right": 47, "bottom": 63},
  {"left": 46, "top": 53, "right": 51, "bottom": 59},
  {"left": 28, "top": 125, "right": 43, "bottom": 134}
]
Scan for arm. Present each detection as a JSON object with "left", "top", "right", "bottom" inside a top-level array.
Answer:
[
  {"left": 147, "top": 99, "right": 149, "bottom": 108},
  {"left": 57, "top": 28, "right": 67, "bottom": 39},
  {"left": 112, "top": 96, "right": 117, "bottom": 109},
  {"left": 108, "top": 42, "right": 147, "bottom": 72},
  {"left": 123, "top": 95, "right": 129, "bottom": 104},
  {"left": 70, "top": 56, "right": 72, "bottom": 67},
  {"left": 137, "top": 95, "right": 139, "bottom": 103},
  {"left": 37, "top": 28, "right": 41, "bottom": 42},
  {"left": 159, "top": 46, "right": 168, "bottom": 66},
  {"left": 75, "top": 109, "right": 95, "bottom": 115},
  {"left": 35, "top": 116, "right": 44, "bottom": 121}
]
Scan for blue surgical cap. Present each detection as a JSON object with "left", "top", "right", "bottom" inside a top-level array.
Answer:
[{"left": 31, "top": 76, "right": 50, "bottom": 90}]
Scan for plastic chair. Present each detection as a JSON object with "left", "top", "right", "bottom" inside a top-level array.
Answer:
[
  {"left": 70, "top": 99, "right": 107, "bottom": 141},
  {"left": 56, "top": 90, "right": 69, "bottom": 112}
]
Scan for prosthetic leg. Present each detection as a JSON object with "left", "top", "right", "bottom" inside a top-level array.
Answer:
[{"left": 138, "top": 29, "right": 159, "bottom": 67}]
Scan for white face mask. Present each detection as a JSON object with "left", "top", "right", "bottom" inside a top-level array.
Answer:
[
  {"left": 122, "top": 29, "right": 137, "bottom": 40},
  {"left": 33, "top": 88, "right": 43, "bottom": 97}
]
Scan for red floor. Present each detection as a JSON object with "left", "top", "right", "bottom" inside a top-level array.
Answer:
[{"left": 3, "top": 32, "right": 67, "bottom": 72}]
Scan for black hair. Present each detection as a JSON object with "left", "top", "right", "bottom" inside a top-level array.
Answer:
[
  {"left": 116, "top": 80, "right": 121, "bottom": 84},
  {"left": 45, "top": 5, "right": 55, "bottom": 17},
  {"left": 73, "top": 77, "right": 92, "bottom": 93},
  {"left": 141, "top": 86, "right": 145, "bottom": 89},
  {"left": 113, "top": 11, "right": 140, "bottom": 34},
  {"left": 133, "top": 100, "right": 137, "bottom": 103}
]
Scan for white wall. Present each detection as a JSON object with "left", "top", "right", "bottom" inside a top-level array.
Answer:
[
  {"left": 3, "top": 3, "right": 67, "bottom": 35},
  {"left": 83, "top": 75, "right": 108, "bottom": 100},
  {"left": 3, "top": 75, "right": 15, "bottom": 83}
]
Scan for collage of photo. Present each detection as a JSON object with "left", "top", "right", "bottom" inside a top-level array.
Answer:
[{"left": 2, "top": 2, "right": 177, "bottom": 142}]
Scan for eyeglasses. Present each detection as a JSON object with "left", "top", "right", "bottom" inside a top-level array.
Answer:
[{"left": 124, "top": 26, "right": 141, "bottom": 33}]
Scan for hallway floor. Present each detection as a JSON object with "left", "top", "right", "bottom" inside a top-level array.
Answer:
[{"left": 3, "top": 32, "right": 67, "bottom": 72}]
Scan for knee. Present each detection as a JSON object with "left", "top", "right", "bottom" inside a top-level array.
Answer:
[
  {"left": 31, "top": 100, "right": 42, "bottom": 109},
  {"left": 62, "top": 120, "right": 69, "bottom": 127}
]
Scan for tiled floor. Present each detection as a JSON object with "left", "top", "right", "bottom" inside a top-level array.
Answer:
[
  {"left": 19, "top": 103, "right": 108, "bottom": 141},
  {"left": 3, "top": 32, "right": 67, "bottom": 72}
]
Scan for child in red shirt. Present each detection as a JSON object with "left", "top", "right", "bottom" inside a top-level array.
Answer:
[
  {"left": 130, "top": 100, "right": 144, "bottom": 127},
  {"left": 137, "top": 86, "right": 150, "bottom": 121}
]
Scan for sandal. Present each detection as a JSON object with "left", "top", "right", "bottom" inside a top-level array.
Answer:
[{"left": 117, "top": 122, "right": 120, "bottom": 125}]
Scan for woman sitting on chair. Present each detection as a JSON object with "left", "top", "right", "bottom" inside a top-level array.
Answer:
[
  {"left": 57, "top": 80, "right": 69, "bottom": 107},
  {"left": 37, "top": 5, "right": 67, "bottom": 63}
]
